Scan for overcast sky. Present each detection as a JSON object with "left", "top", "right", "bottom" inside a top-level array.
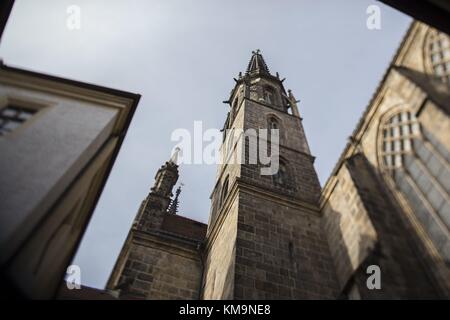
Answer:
[{"left": 0, "top": 0, "right": 411, "bottom": 289}]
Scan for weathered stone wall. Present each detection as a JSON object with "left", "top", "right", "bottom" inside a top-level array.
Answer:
[
  {"left": 321, "top": 162, "right": 378, "bottom": 292},
  {"left": 234, "top": 190, "right": 338, "bottom": 299},
  {"left": 323, "top": 154, "right": 439, "bottom": 298},
  {"left": 241, "top": 143, "right": 321, "bottom": 205},
  {"left": 244, "top": 98, "right": 310, "bottom": 155},
  {"left": 208, "top": 91, "right": 245, "bottom": 230},
  {"left": 350, "top": 154, "right": 438, "bottom": 298},
  {"left": 202, "top": 195, "right": 238, "bottom": 299},
  {"left": 112, "top": 232, "right": 203, "bottom": 300}
]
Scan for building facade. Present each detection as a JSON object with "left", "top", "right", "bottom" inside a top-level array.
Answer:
[
  {"left": 0, "top": 63, "right": 140, "bottom": 299},
  {"left": 321, "top": 21, "right": 450, "bottom": 298},
  {"left": 107, "top": 21, "right": 450, "bottom": 299}
]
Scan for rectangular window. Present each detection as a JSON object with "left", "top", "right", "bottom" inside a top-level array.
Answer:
[
  {"left": 401, "top": 112, "right": 408, "bottom": 122},
  {"left": 393, "top": 126, "right": 400, "bottom": 138},
  {"left": 394, "top": 140, "right": 401, "bottom": 152},
  {"left": 0, "top": 105, "right": 37, "bottom": 136},
  {"left": 394, "top": 154, "right": 402, "bottom": 167},
  {"left": 402, "top": 124, "right": 410, "bottom": 136}
]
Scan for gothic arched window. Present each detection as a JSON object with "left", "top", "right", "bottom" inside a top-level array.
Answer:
[
  {"left": 267, "top": 116, "right": 281, "bottom": 142},
  {"left": 269, "top": 117, "right": 279, "bottom": 130},
  {"left": 380, "top": 110, "right": 420, "bottom": 172},
  {"left": 379, "top": 109, "right": 450, "bottom": 255},
  {"left": 426, "top": 30, "right": 450, "bottom": 85},
  {"left": 264, "top": 86, "right": 275, "bottom": 104}
]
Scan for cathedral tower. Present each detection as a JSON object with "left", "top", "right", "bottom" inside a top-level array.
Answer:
[{"left": 202, "top": 50, "right": 339, "bottom": 299}]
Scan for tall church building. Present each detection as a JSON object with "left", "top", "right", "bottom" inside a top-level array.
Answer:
[
  {"left": 106, "top": 21, "right": 450, "bottom": 299},
  {"left": 202, "top": 49, "right": 339, "bottom": 299}
]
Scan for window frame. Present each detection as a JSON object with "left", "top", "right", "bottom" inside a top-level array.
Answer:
[
  {"left": 424, "top": 29, "right": 450, "bottom": 86},
  {"left": 377, "top": 107, "right": 450, "bottom": 237},
  {"left": 263, "top": 86, "right": 276, "bottom": 105},
  {"left": 266, "top": 114, "right": 282, "bottom": 142},
  {"left": 0, "top": 97, "right": 45, "bottom": 137}
]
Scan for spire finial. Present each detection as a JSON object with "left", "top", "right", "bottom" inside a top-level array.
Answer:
[
  {"left": 246, "top": 49, "right": 270, "bottom": 75},
  {"left": 169, "top": 147, "right": 181, "bottom": 165}
]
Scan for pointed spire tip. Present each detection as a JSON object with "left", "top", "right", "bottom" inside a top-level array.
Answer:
[
  {"left": 246, "top": 49, "right": 270, "bottom": 75},
  {"left": 169, "top": 147, "right": 181, "bottom": 165}
]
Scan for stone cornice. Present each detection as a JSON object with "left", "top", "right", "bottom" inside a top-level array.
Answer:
[
  {"left": 132, "top": 228, "right": 201, "bottom": 260},
  {"left": 205, "top": 177, "right": 320, "bottom": 252}
]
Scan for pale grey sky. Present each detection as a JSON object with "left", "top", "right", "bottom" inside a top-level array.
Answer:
[{"left": 0, "top": 0, "right": 411, "bottom": 289}]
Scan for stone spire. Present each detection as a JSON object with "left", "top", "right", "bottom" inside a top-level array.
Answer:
[
  {"left": 151, "top": 150, "right": 180, "bottom": 198},
  {"left": 245, "top": 49, "right": 271, "bottom": 76},
  {"left": 133, "top": 151, "right": 180, "bottom": 232}
]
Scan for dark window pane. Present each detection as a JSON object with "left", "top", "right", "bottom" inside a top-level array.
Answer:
[
  {"left": 437, "top": 168, "right": 450, "bottom": 193},
  {"left": 414, "top": 139, "right": 431, "bottom": 162},
  {"left": 0, "top": 105, "right": 36, "bottom": 135},
  {"left": 416, "top": 172, "right": 432, "bottom": 194},
  {"left": 3, "top": 121, "right": 20, "bottom": 131},
  {"left": 17, "top": 111, "right": 34, "bottom": 121},
  {"left": 2, "top": 108, "right": 18, "bottom": 117},
  {"left": 427, "top": 153, "right": 443, "bottom": 178},
  {"left": 404, "top": 154, "right": 414, "bottom": 167},
  {"left": 438, "top": 201, "right": 450, "bottom": 229},
  {"left": 407, "top": 159, "right": 422, "bottom": 180},
  {"left": 427, "top": 187, "right": 445, "bottom": 212}
]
